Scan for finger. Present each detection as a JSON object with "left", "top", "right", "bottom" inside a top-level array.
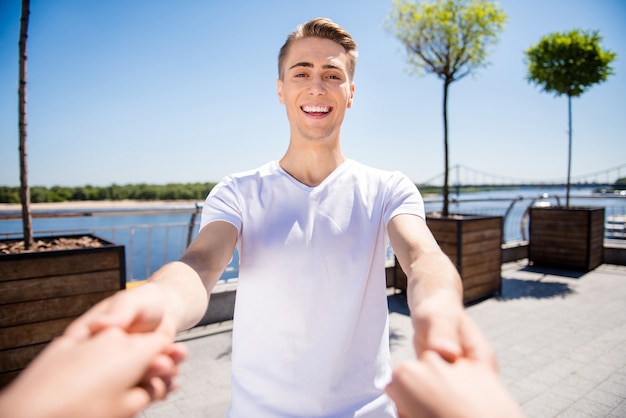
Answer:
[
  {"left": 119, "top": 387, "right": 154, "bottom": 417},
  {"left": 140, "top": 376, "right": 169, "bottom": 401},
  {"left": 91, "top": 284, "right": 169, "bottom": 336},
  {"left": 459, "top": 315, "right": 498, "bottom": 371},
  {"left": 94, "top": 300, "right": 163, "bottom": 335},
  {"left": 121, "top": 331, "right": 184, "bottom": 392},
  {"left": 124, "top": 331, "right": 176, "bottom": 368},
  {"left": 387, "top": 361, "right": 429, "bottom": 402},
  {"left": 138, "top": 342, "right": 187, "bottom": 378},
  {"left": 63, "top": 296, "right": 117, "bottom": 340},
  {"left": 164, "top": 342, "right": 188, "bottom": 365},
  {"left": 144, "top": 353, "right": 180, "bottom": 383},
  {"left": 63, "top": 290, "right": 140, "bottom": 337},
  {"left": 386, "top": 362, "right": 428, "bottom": 418},
  {"left": 419, "top": 349, "right": 446, "bottom": 365},
  {"left": 414, "top": 316, "right": 462, "bottom": 363}
]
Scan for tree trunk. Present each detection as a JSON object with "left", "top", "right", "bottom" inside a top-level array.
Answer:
[
  {"left": 566, "top": 94, "right": 572, "bottom": 207},
  {"left": 442, "top": 78, "right": 451, "bottom": 216},
  {"left": 18, "top": 0, "right": 33, "bottom": 249}
]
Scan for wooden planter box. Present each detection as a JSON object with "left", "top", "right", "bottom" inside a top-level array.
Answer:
[
  {"left": 391, "top": 214, "right": 502, "bottom": 305},
  {"left": 0, "top": 234, "right": 126, "bottom": 389},
  {"left": 427, "top": 214, "right": 503, "bottom": 304},
  {"left": 529, "top": 206, "right": 604, "bottom": 271}
]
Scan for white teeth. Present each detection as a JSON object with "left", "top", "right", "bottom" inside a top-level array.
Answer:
[{"left": 302, "top": 105, "right": 329, "bottom": 113}]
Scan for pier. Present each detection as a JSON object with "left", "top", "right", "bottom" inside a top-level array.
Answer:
[
  {"left": 138, "top": 261, "right": 626, "bottom": 418},
  {"left": 1, "top": 191, "right": 626, "bottom": 417}
]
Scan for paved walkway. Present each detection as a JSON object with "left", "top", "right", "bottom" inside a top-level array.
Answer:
[{"left": 140, "top": 261, "right": 626, "bottom": 418}]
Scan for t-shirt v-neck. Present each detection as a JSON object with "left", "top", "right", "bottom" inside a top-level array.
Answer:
[{"left": 273, "top": 159, "right": 352, "bottom": 192}]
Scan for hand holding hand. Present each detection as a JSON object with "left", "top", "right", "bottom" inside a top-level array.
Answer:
[
  {"left": 386, "top": 351, "right": 525, "bottom": 418},
  {"left": 411, "top": 292, "right": 497, "bottom": 370},
  {"left": 0, "top": 325, "right": 187, "bottom": 418},
  {"left": 64, "top": 282, "right": 177, "bottom": 340}
]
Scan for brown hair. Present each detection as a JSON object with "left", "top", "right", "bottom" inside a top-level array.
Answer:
[{"left": 278, "top": 17, "right": 358, "bottom": 81}]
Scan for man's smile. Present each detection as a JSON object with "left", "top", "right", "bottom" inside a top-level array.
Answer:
[{"left": 301, "top": 104, "right": 332, "bottom": 116}]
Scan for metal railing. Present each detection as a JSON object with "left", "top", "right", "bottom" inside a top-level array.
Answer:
[
  {"left": 424, "top": 193, "right": 626, "bottom": 243},
  {"left": 1, "top": 193, "right": 624, "bottom": 281},
  {"left": 0, "top": 204, "right": 204, "bottom": 281}
]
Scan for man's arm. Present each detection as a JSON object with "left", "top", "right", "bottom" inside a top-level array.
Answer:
[
  {"left": 65, "top": 220, "right": 238, "bottom": 338},
  {"left": 388, "top": 214, "right": 494, "bottom": 367},
  {"left": 154, "top": 220, "right": 239, "bottom": 331}
]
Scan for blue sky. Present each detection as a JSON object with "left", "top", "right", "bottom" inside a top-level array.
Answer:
[{"left": 0, "top": 0, "right": 624, "bottom": 187}]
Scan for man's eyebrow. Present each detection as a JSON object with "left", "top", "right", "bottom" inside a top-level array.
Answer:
[
  {"left": 322, "top": 64, "right": 342, "bottom": 71},
  {"left": 289, "top": 62, "right": 313, "bottom": 71},
  {"left": 288, "top": 62, "right": 343, "bottom": 71}
]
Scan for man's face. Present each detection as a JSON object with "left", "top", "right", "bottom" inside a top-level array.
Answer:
[{"left": 277, "top": 37, "right": 355, "bottom": 143}]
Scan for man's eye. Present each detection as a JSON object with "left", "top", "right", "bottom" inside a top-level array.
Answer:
[
  {"left": 327, "top": 75, "right": 341, "bottom": 80},
  {"left": 295, "top": 73, "right": 307, "bottom": 78}
]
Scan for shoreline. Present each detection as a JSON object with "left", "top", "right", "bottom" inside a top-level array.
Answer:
[{"left": 0, "top": 199, "right": 203, "bottom": 211}]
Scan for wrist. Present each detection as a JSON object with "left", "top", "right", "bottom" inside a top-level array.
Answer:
[{"left": 410, "top": 287, "right": 463, "bottom": 319}]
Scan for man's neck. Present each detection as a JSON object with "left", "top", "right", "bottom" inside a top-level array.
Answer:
[{"left": 279, "top": 145, "right": 346, "bottom": 187}]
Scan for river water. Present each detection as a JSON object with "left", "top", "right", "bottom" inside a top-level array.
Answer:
[{"left": 1, "top": 186, "right": 624, "bottom": 281}]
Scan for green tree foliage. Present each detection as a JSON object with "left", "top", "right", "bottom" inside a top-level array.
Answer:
[
  {"left": 0, "top": 187, "right": 20, "bottom": 204},
  {"left": 0, "top": 183, "right": 217, "bottom": 204},
  {"left": 526, "top": 30, "right": 616, "bottom": 97},
  {"left": 525, "top": 30, "right": 616, "bottom": 206},
  {"left": 386, "top": 0, "right": 506, "bottom": 215}
]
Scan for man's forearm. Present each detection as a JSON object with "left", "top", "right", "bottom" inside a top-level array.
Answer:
[
  {"left": 403, "top": 250, "right": 466, "bottom": 361},
  {"left": 147, "top": 261, "right": 211, "bottom": 332},
  {"left": 405, "top": 249, "right": 463, "bottom": 314}
]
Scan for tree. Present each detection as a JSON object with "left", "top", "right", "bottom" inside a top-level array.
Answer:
[
  {"left": 386, "top": 0, "right": 506, "bottom": 216},
  {"left": 525, "top": 29, "right": 616, "bottom": 207},
  {"left": 18, "top": 0, "right": 33, "bottom": 249}
]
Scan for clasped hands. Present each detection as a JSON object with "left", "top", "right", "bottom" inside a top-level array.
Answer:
[
  {"left": 386, "top": 295, "right": 525, "bottom": 418},
  {"left": 1, "top": 284, "right": 187, "bottom": 418}
]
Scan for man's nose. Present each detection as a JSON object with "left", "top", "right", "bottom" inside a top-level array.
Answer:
[{"left": 308, "top": 77, "right": 326, "bottom": 95}]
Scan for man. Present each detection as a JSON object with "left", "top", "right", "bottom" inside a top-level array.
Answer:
[{"left": 71, "top": 18, "right": 494, "bottom": 417}]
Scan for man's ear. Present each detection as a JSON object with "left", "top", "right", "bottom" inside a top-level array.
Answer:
[
  {"left": 347, "top": 82, "right": 355, "bottom": 109},
  {"left": 277, "top": 79, "right": 285, "bottom": 105}
]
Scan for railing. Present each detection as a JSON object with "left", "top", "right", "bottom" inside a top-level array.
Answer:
[
  {"left": 0, "top": 204, "right": 206, "bottom": 281},
  {"left": 424, "top": 193, "right": 626, "bottom": 243},
  {"left": 1, "top": 193, "right": 624, "bottom": 281}
]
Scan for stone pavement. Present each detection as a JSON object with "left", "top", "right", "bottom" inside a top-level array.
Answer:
[{"left": 139, "top": 261, "right": 626, "bottom": 418}]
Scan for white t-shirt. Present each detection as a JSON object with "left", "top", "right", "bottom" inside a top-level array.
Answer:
[{"left": 200, "top": 159, "right": 424, "bottom": 417}]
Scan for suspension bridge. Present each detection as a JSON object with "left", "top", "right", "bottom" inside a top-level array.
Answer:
[{"left": 418, "top": 163, "right": 626, "bottom": 188}]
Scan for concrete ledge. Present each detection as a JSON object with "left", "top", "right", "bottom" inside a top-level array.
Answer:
[
  {"left": 197, "top": 281, "right": 237, "bottom": 326},
  {"left": 191, "top": 240, "right": 625, "bottom": 328},
  {"left": 176, "top": 320, "right": 233, "bottom": 342},
  {"left": 502, "top": 240, "right": 529, "bottom": 263},
  {"left": 604, "top": 241, "right": 626, "bottom": 265},
  {"left": 501, "top": 240, "right": 626, "bottom": 266}
]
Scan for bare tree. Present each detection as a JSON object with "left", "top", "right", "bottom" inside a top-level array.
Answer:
[{"left": 18, "top": 0, "right": 33, "bottom": 249}]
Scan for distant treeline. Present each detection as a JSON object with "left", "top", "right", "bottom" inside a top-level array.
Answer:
[
  {"left": 0, "top": 183, "right": 217, "bottom": 204},
  {"left": 0, "top": 182, "right": 443, "bottom": 204},
  {"left": 3, "top": 178, "right": 622, "bottom": 204}
]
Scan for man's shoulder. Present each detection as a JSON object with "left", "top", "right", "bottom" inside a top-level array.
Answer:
[
  {"left": 220, "top": 161, "right": 278, "bottom": 183},
  {"left": 346, "top": 159, "right": 408, "bottom": 182}
]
